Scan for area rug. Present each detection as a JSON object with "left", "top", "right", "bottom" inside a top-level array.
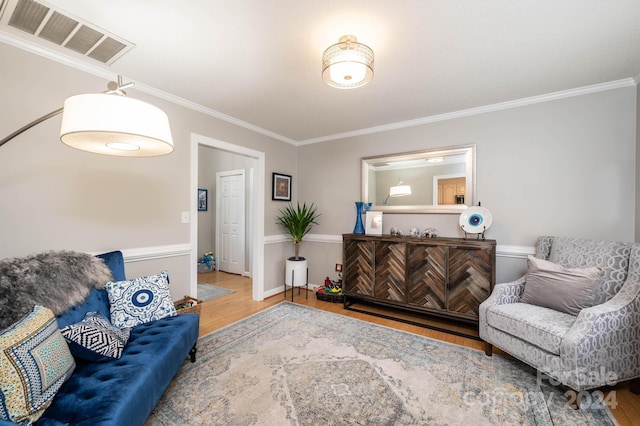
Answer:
[
  {"left": 146, "top": 302, "right": 618, "bottom": 425},
  {"left": 197, "top": 282, "right": 235, "bottom": 301}
]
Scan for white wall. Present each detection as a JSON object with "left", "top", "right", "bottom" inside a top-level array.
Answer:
[{"left": 298, "top": 86, "right": 637, "bottom": 286}]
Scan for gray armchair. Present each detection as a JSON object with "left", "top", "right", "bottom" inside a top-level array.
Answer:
[{"left": 479, "top": 236, "right": 640, "bottom": 392}]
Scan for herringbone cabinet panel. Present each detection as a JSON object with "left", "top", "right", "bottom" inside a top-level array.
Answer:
[
  {"left": 343, "top": 239, "right": 374, "bottom": 297},
  {"left": 448, "top": 247, "right": 492, "bottom": 318},
  {"left": 374, "top": 242, "right": 406, "bottom": 302},
  {"left": 407, "top": 244, "right": 446, "bottom": 310}
]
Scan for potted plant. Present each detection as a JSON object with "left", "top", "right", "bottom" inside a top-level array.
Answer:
[{"left": 276, "top": 202, "right": 321, "bottom": 288}]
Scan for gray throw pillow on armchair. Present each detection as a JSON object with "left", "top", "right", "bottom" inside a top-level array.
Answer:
[{"left": 520, "top": 256, "right": 602, "bottom": 315}]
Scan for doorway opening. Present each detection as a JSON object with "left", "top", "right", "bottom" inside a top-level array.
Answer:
[{"left": 190, "top": 133, "right": 265, "bottom": 301}]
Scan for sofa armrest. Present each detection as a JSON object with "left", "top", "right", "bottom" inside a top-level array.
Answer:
[
  {"left": 0, "top": 420, "right": 16, "bottom": 425},
  {"left": 478, "top": 275, "right": 526, "bottom": 340},
  {"left": 561, "top": 279, "right": 640, "bottom": 387}
]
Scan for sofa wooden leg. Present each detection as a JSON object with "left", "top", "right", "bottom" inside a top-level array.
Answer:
[
  {"left": 483, "top": 342, "right": 493, "bottom": 356},
  {"left": 189, "top": 344, "right": 197, "bottom": 363},
  {"left": 630, "top": 378, "right": 640, "bottom": 394}
]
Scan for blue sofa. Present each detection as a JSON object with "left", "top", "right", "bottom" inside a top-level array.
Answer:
[{"left": 0, "top": 251, "right": 199, "bottom": 426}]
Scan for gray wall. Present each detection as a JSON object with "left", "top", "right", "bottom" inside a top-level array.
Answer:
[{"left": 298, "top": 86, "right": 637, "bottom": 286}]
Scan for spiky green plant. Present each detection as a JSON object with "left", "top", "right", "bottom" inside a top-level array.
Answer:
[{"left": 275, "top": 202, "right": 321, "bottom": 260}]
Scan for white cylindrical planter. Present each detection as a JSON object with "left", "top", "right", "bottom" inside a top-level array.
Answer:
[{"left": 285, "top": 258, "right": 307, "bottom": 287}]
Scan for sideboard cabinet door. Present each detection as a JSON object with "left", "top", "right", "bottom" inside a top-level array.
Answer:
[
  {"left": 447, "top": 246, "right": 493, "bottom": 319},
  {"left": 343, "top": 238, "right": 374, "bottom": 297},
  {"left": 374, "top": 241, "right": 406, "bottom": 302},
  {"left": 407, "top": 244, "right": 446, "bottom": 311}
]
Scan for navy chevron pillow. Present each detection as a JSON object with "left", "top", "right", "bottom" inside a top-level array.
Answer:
[{"left": 61, "top": 312, "right": 130, "bottom": 361}]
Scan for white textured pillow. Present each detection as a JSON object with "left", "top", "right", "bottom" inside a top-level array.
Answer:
[
  {"left": 520, "top": 256, "right": 602, "bottom": 315},
  {"left": 105, "top": 271, "right": 177, "bottom": 328}
]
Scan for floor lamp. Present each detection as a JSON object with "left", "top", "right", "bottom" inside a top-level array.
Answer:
[{"left": 0, "top": 76, "right": 173, "bottom": 157}]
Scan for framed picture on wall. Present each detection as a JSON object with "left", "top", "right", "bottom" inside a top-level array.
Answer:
[
  {"left": 198, "top": 189, "right": 208, "bottom": 211},
  {"left": 272, "top": 173, "right": 291, "bottom": 201}
]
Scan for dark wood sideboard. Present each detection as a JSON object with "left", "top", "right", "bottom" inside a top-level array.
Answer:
[{"left": 342, "top": 234, "right": 496, "bottom": 336}]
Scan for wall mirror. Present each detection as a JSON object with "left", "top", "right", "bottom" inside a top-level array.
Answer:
[{"left": 362, "top": 144, "right": 476, "bottom": 214}]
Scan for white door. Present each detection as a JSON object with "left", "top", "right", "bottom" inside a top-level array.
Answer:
[{"left": 216, "top": 170, "right": 245, "bottom": 275}]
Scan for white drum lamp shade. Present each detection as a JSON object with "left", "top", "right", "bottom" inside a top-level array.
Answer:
[
  {"left": 60, "top": 94, "right": 174, "bottom": 157},
  {"left": 285, "top": 259, "right": 308, "bottom": 287},
  {"left": 389, "top": 184, "right": 412, "bottom": 197},
  {"left": 322, "top": 35, "right": 374, "bottom": 89}
]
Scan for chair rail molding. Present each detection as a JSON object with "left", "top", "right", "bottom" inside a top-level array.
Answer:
[
  {"left": 89, "top": 243, "right": 191, "bottom": 263},
  {"left": 266, "top": 234, "right": 534, "bottom": 258}
]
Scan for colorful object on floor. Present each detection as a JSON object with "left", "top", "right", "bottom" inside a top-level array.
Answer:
[
  {"left": 198, "top": 252, "right": 216, "bottom": 270},
  {"left": 316, "top": 277, "right": 343, "bottom": 302}
]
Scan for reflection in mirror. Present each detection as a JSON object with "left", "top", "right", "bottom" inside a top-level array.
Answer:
[{"left": 362, "top": 144, "right": 475, "bottom": 214}]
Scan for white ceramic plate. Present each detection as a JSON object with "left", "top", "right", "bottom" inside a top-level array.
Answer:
[{"left": 459, "top": 206, "right": 492, "bottom": 233}]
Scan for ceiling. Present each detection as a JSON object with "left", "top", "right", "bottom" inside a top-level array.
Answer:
[{"left": 2, "top": 0, "right": 640, "bottom": 145}]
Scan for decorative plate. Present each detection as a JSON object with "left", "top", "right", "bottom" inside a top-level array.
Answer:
[{"left": 459, "top": 206, "right": 492, "bottom": 233}]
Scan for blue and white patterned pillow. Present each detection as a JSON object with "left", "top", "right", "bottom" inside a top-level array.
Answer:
[
  {"left": 0, "top": 305, "right": 75, "bottom": 424},
  {"left": 61, "top": 312, "right": 131, "bottom": 360},
  {"left": 105, "top": 270, "right": 177, "bottom": 328}
]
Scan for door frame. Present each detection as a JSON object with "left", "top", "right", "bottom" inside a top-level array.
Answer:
[
  {"left": 190, "top": 133, "right": 265, "bottom": 301},
  {"left": 432, "top": 173, "right": 465, "bottom": 205}
]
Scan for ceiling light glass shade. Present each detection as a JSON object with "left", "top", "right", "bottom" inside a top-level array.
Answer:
[
  {"left": 389, "top": 185, "right": 412, "bottom": 197},
  {"left": 60, "top": 94, "right": 174, "bottom": 157},
  {"left": 322, "top": 35, "right": 374, "bottom": 89}
]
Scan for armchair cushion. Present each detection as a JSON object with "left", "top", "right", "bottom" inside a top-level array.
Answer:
[
  {"left": 486, "top": 302, "right": 577, "bottom": 355},
  {"left": 520, "top": 256, "right": 601, "bottom": 315}
]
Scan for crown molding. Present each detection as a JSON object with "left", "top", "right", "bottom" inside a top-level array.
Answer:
[{"left": 297, "top": 78, "right": 637, "bottom": 145}]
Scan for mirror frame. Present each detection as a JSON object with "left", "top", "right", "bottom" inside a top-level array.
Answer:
[{"left": 361, "top": 144, "right": 476, "bottom": 214}]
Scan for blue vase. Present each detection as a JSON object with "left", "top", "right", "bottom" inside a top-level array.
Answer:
[{"left": 353, "top": 202, "right": 365, "bottom": 234}]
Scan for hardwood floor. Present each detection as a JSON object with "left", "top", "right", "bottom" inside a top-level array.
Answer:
[{"left": 196, "top": 271, "right": 640, "bottom": 425}]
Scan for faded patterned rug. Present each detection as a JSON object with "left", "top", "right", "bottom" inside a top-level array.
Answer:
[{"left": 146, "top": 302, "right": 618, "bottom": 425}]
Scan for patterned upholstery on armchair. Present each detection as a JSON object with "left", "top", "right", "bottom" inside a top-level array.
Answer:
[{"left": 479, "top": 236, "right": 640, "bottom": 392}]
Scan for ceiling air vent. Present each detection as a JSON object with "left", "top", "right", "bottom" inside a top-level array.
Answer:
[{"left": 0, "top": 0, "right": 134, "bottom": 64}]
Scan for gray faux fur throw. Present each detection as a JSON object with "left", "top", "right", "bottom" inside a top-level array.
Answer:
[{"left": 0, "top": 250, "right": 113, "bottom": 330}]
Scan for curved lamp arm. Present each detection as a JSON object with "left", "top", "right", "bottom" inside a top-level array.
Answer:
[{"left": 0, "top": 107, "right": 63, "bottom": 148}]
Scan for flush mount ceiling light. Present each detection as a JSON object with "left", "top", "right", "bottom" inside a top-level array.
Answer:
[
  {"left": 322, "top": 35, "right": 374, "bottom": 89},
  {"left": 1, "top": 76, "right": 174, "bottom": 157}
]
